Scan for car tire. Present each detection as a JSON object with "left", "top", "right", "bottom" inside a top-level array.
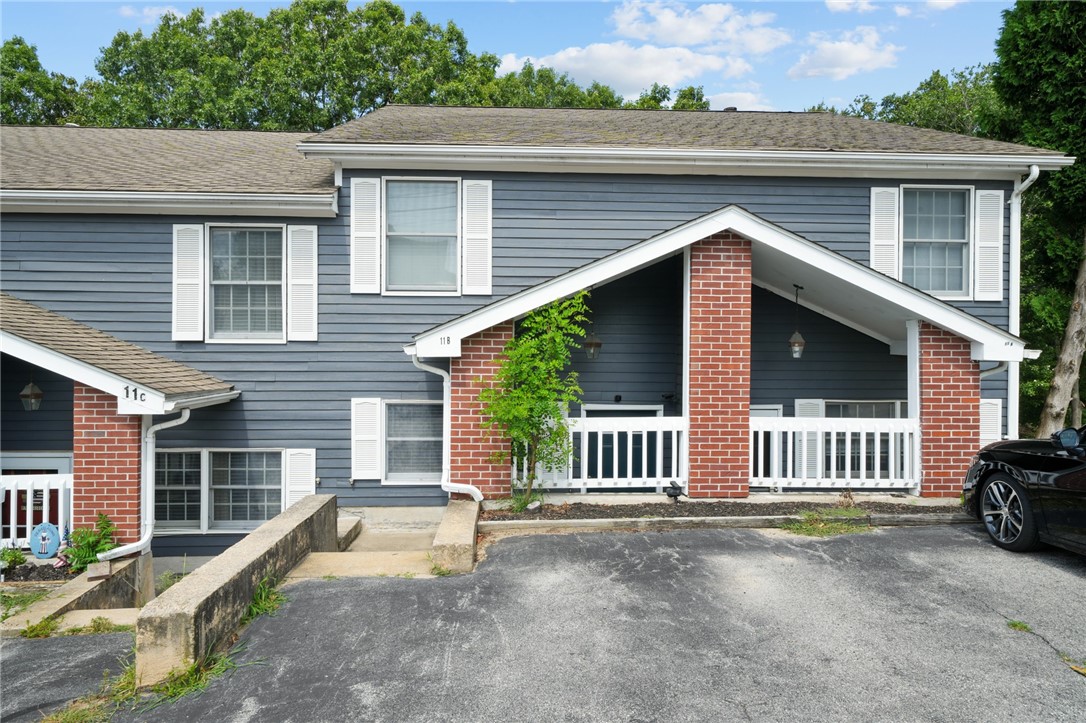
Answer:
[{"left": 980, "top": 474, "right": 1040, "bottom": 552}]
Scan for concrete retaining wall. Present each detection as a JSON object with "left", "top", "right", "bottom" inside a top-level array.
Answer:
[{"left": 135, "top": 494, "right": 337, "bottom": 685}]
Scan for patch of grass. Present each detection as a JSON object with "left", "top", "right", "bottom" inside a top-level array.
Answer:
[
  {"left": 781, "top": 511, "right": 871, "bottom": 538},
  {"left": 1007, "top": 620, "right": 1032, "bottom": 633},
  {"left": 63, "top": 616, "right": 134, "bottom": 636},
  {"left": 21, "top": 615, "right": 60, "bottom": 638},
  {"left": 1, "top": 589, "right": 48, "bottom": 621},
  {"left": 140, "top": 646, "right": 248, "bottom": 710},
  {"left": 241, "top": 577, "right": 285, "bottom": 625},
  {"left": 507, "top": 488, "right": 544, "bottom": 513},
  {"left": 321, "top": 574, "right": 338, "bottom": 581},
  {"left": 396, "top": 572, "right": 417, "bottom": 579},
  {"left": 156, "top": 570, "right": 183, "bottom": 594},
  {"left": 430, "top": 563, "right": 453, "bottom": 577},
  {"left": 819, "top": 506, "right": 869, "bottom": 519}
]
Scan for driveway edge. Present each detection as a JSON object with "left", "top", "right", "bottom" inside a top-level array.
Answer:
[{"left": 477, "top": 512, "right": 972, "bottom": 533}]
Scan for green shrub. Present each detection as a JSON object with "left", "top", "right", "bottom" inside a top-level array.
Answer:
[
  {"left": 1, "top": 546, "right": 27, "bottom": 568},
  {"left": 64, "top": 514, "right": 118, "bottom": 573}
]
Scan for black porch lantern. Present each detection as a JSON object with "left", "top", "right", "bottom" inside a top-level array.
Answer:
[
  {"left": 789, "top": 284, "right": 806, "bottom": 360},
  {"left": 584, "top": 332, "right": 603, "bottom": 360},
  {"left": 19, "top": 380, "right": 43, "bottom": 411}
]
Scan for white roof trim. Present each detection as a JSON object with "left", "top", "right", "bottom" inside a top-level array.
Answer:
[
  {"left": 300, "top": 143, "right": 1074, "bottom": 179},
  {"left": 0, "top": 331, "right": 239, "bottom": 415},
  {"left": 411, "top": 205, "right": 1026, "bottom": 362},
  {"left": 0, "top": 190, "right": 339, "bottom": 218}
]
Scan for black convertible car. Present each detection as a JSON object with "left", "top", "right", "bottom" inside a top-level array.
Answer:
[{"left": 964, "top": 426, "right": 1086, "bottom": 555}]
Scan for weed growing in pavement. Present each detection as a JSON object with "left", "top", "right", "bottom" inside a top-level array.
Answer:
[
  {"left": 62, "top": 616, "right": 134, "bottom": 636},
  {"left": 430, "top": 563, "right": 453, "bottom": 577},
  {"left": 21, "top": 615, "right": 60, "bottom": 638},
  {"left": 322, "top": 574, "right": 338, "bottom": 581},
  {"left": 1, "top": 589, "right": 47, "bottom": 621},
  {"left": 782, "top": 511, "right": 871, "bottom": 538},
  {"left": 241, "top": 577, "right": 286, "bottom": 625},
  {"left": 1007, "top": 620, "right": 1032, "bottom": 632}
]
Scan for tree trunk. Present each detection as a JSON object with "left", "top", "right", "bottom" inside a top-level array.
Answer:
[
  {"left": 1072, "top": 376, "right": 1083, "bottom": 428},
  {"left": 1037, "top": 231, "right": 1086, "bottom": 437}
]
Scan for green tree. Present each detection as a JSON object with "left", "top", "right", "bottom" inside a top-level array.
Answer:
[
  {"left": 1, "top": 36, "right": 78, "bottom": 124},
  {"left": 994, "top": 1, "right": 1086, "bottom": 435},
  {"left": 480, "top": 61, "right": 624, "bottom": 109},
  {"left": 672, "top": 85, "right": 711, "bottom": 111},
  {"left": 625, "top": 82, "right": 671, "bottom": 109},
  {"left": 478, "top": 292, "right": 589, "bottom": 498}
]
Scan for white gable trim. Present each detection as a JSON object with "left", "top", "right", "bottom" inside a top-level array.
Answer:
[
  {"left": 0, "top": 331, "right": 238, "bottom": 414},
  {"left": 411, "top": 205, "right": 1026, "bottom": 362}
]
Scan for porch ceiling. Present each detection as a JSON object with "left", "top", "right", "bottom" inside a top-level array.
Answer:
[{"left": 410, "top": 205, "right": 1026, "bottom": 362}]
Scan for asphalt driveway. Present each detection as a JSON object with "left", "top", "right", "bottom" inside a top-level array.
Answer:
[{"left": 9, "top": 524, "right": 1086, "bottom": 722}]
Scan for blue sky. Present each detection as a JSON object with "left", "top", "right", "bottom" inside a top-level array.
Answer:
[{"left": 1, "top": 0, "right": 1012, "bottom": 111}]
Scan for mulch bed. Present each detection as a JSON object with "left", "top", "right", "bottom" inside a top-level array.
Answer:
[
  {"left": 481, "top": 500, "right": 963, "bottom": 521},
  {"left": 2, "top": 562, "right": 73, "bottom": 583}
]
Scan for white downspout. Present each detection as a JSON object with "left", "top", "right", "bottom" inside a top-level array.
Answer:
[
  {"left": 1007, "top": 164, "right": 1040, "bottom": 437},
  {"left": 410, "top": 353, "right": 484, "bottom": 502},
  {"left": 99, "top": 408, "right": 191, "bottom": 561}
]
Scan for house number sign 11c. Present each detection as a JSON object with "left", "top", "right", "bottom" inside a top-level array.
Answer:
[{"left": 123, "top": 386, "right": 147, "bottom": 402}]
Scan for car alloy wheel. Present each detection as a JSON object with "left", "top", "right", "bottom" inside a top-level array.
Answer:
[{"left": 980, "top": 474, "right": 1039, "bottom": 551}]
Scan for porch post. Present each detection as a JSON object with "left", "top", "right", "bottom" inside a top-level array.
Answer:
[
  {"left": 918, "top": 322, "right": 981, "bottom": 498},
  {"left": 686, "top": 232, "right": 751, "bottom": 498},
  {"left": 448, "top": 322, "right": 515, "bottom": 499},
  {"left": 72, "top": 383, "right": 142, "bottom": 543}
]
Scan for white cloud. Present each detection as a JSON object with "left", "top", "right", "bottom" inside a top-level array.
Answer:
[
  {"left": 708, "top": 90, "right": 775, "bottom": 111},
  {"left": 893, "top": 5, "right": 912, "bottom": 17},
  {"left": 119, "top": 5, "right": 181, "bottom": 24},
  {"left": 611, "top": 1, "right": 791, "bottom": 55},
  {"left": 788, "top": 27, "right": 901, "bottom": 80},
  {"left": 926, "top": 0, "right": 966, "bottom": 10},
  {"left": 825, "top": 0, "right": 877, "bottom": 13},
  {"left": 501, "top": 42, "right": 748, "bottom": 98}
]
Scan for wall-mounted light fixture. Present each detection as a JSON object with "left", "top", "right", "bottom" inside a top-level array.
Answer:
[
  {"left": 584, "top": 332, "right": 603, "bottom": 360},
  {"left": 19, "top": 380, "right": 43, "bottom": 411},
  {"left": 789, "top": 284, "right": 806, "bottom": 360}
]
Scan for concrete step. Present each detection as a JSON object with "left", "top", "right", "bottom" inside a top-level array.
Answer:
[
  {"left": 337, "top": 516, "right": 363, "bottom": 551},
  {"left": 58, "top": 607, "right": 140, "bottom": 633},
  {"left": 286, "top": 550, "right": 434, "bottom": 580},
  {"left": 348, "top": 531, "right": 435, "bottom": 552}
]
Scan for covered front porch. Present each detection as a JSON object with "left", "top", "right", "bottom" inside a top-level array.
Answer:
[{"left": 412, "top": 206, "right": 1024, "bottom": 500}]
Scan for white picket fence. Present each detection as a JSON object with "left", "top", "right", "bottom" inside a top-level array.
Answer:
[
  {"left": 749, "top": 417, "right": 921, "bottom": 489},
  {"left": 1, "top": 474, "right": 74, "bottom": 548}
]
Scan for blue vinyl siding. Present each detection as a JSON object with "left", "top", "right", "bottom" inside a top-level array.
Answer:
[
  {"left": 0, "top": 171, "right": 1015, "bottom": 507},
  {"left": 0, "top": 356, "right": 73, "bottom": 451}
]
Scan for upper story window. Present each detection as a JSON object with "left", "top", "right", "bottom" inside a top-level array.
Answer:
[
  {"left": 171, "top": 223, "right": 318, "bottom": 343},
  {"left": 209, "top": 227, "right": 284, "bottom": 339},
  {"left": 901, "top": 189, "right": 969, "bottom": 296},
  {"left": 870, "top": 186, "right": 1003, "bottom": 302},
  {"left": 385, "top": 180, "right": 459, "bottom": 293},
  {"left": 349, "top": 177, "right": 492, "bottom": 297}
]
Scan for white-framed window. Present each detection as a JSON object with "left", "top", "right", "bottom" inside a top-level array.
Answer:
[
  {"left": 351, "top": 398, "right": 443, "bottom": 485},
  {"left": 824, "top": 400, "right": 908, "bottom": 419},
  {"left": 870, "top": 185, "right": 1004, "bottom": 301},
  {"left": 349, "top": 177, "right": 492, "bottom": 296},
  {"left": 172, "top": 223, "right": 318, "bottom": 342},
  {"left": 154, "top": 448, "right": 315, "bottom": 533}
]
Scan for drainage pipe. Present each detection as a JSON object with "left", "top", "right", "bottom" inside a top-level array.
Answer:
[
  {"left": 410, "top": 353, "right": 484, "bottom": 502},
  {"left": 1007, "top": 164, "right": 1040, "bottom": 436},
  {"left": 99, "top": 409, "right": 191, "bottom": 561}
]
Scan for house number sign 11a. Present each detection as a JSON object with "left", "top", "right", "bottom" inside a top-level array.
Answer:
[{"left": 123, "top": 386, "right": 147, "bottom": 402}]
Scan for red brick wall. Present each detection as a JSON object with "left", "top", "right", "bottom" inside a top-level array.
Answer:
[
  {"left": 449, "top": 323, "right": 515, "bottom": 499},
  {"left": 919, "top": 323, "right": 980, "bottom": 498},
  {"left": 687, "top": 233, "right": 751, "bottom": 498},
  {"left": 72, "top": 384, "right": 141, "bottom": 543}
]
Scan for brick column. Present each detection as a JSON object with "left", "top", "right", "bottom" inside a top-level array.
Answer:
[
  {"left": 919, "top": 323, "right": 980, "bottom": 498},
  {"left": 72, "top": 383, "right": 142, "bottom": 543},
  {"left": 687, "top": 233, "right": 751, "bottom": 498},
  {"left": 449, "top": 322, "right": 515, "bottom": 499}
]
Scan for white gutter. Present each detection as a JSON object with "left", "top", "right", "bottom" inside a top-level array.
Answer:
[
  {"left": 1006, "top": 164, "right": 1041, "bottom": 436},
  {"left": 408, "top": 349, "right": 484, "bottom": 502},
  {"left": 99, "top": 409, "right": 190, "bottom": 561},
  {"left": 0, "top": 189, "right": 339, "bottom": 218},
  {"left": 980, "top": 361, "right": 1010, "bottom": 379}
]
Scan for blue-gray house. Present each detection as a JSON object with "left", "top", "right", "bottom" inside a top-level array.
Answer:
[{"left": 0, "top": 106, "right": 1072, "bottom": 556}]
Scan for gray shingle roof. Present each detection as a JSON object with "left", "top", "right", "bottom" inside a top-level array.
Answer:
[
  {"left": 0, "top": 293, "right": 234, "bottom": 400},
  {"left": 0, "top": 125, "right": 335, "bottom": 194},
  {"left": 308, "top": 105, "right": 1064, "bottom": 156}
]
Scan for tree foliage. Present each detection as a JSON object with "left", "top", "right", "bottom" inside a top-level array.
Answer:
[
  {"left": 994, "top": 1, "right": 1086, "bottom": 434},
  {"left": 478, "top": 292, "right": 588, "bottom": 497},
  {"left": 1, "top": 37, "right": 78, "bottom": 124}
]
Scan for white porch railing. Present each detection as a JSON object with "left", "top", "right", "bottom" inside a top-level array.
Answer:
[
  {"left": 1, "top": 474, "right": 75, "bottom": 549},
  {"left": 516, "top": 416, "right": 688, "bottom": 492},
  {"left": 749, "top": 418, "right": 920, "bottom": 490}
]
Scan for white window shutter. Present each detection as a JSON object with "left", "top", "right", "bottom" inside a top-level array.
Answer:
[
  {"left": 973, "top": 190, "right": 1004, "bottom": 301},
  {"left": 461, "top": 180, "right": 493, "bottom": 295},
  {"left": 282, "top": 449, "right": 317, "bottom": 509},
  {"left": 351, "top": 398, "right": 382, "bottom": 480},
  {"left": 979, "top": 398, "right": 1003, "bottom": 447},
  {"left": 287, "top": 225, "right": 318, "bottom": 341},
  {"left": 795, "top": 399, "right": 825, "bottom": 479},
  {"left": 172, "top": 224, "right": 205, "bottom": 341},
  {"left": 350, "top": 178, "right": 381, "bottom": 294},
  {"left": 870, "top": 187, "right": 900, "bottom": 279}
]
